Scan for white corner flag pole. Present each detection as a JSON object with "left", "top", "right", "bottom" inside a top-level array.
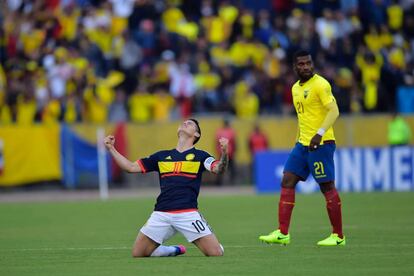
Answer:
[{"left": 97, "top": 127, "right": 109, "bottom": 200}]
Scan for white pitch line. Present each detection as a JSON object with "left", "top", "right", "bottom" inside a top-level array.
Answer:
[
  {"left": 1, "top": 244, "right": 414, "bottom": 252},
  {"left": 0, "top": 246, "right": 130, "bottom": 251}
]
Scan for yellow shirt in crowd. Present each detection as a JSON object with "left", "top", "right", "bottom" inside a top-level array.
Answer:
[
  {"left": 219, "top": 5, "right": 238, "bottom": 24},
  {"left": 153, "top": 92, "right": 174, "bottom": 121},
  {"left": 162, "top": 7, "right": 184, "bottom": 33},
  {"left": 387, "top": 5, "right": 403, "bottom": 31},
  {"left": 58, "top": 8, "right": 80, "bottom": 41},
  {"left": 16, "top": 96, "right": 37, "bottom": 125},
  {"left": 129, "top": 92, "right": 154, "bottom": 123},
  {"left": 42, "top": 99, "right": 61, "bottom": 124},
  {"left": 84, "top": 86, "right": 110, "bottom": 123},
  {"left": 64, "top": 98, "right": 78, "bottom": 124},
  {"left": 20, "top": 29, "right": 45, "bottom": 56},
  {"left": 233, "top": 81, "right": 259, "bottom": 119}
]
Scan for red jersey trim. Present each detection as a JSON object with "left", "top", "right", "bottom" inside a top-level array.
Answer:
[
  {"left": 136, "top": 160, "right": 146, "bottom": 173},
  {"left": 160, "top": 173, "right": 197, "bottom": 179},
  {"left": 162, "top": 208, "right": 198, "bottom": 214}
]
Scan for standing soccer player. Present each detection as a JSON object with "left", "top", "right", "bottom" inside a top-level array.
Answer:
[
  {"left": 104, "top": 119, "right": 228, "bottom": 257},
  {"left": 259, "top": 50, "right": 345, "bottom": 246}
]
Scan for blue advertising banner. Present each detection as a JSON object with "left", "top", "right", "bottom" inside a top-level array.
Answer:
[
  {"left": 255, "top": 146, "right": 414, "bottom": 193},
  {"left": 60, "top": 125, "right": 111, "bottom": 188}
]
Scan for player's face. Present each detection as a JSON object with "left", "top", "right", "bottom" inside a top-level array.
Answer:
[
  {"left": 178, "top": 120, "right": 198, "bottom": 138},
  {"left": 294, "top": 55, "right": 314, "bottom": 80}
]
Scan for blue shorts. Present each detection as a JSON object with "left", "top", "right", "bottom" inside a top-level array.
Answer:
[{"left": 283, "top": 142, "right": 335, "bottom": 183}]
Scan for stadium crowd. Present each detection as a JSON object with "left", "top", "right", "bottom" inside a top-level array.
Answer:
[{"left": 0, "top": 0, "right": 414, "bottom": 124}]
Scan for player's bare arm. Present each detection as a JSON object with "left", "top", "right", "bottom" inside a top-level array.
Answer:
[
  {"left": 104, "top": 135, "right": 142, "bottom": 173},
  {"left": 212, "top": 138, "right": 229, "bottom": 174},
  {"left": 309, "top": 101, "right": 340, "bottom": 151}
]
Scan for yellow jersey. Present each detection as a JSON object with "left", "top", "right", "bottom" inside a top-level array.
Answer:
[{"left": 292, "top": 74, "right": 336, "bottom": 146}]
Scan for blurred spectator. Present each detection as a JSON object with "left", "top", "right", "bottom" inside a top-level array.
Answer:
[
  {"left": 119, "top": 31, "right": 142, "bottom": 94},
  {"left": 380, "top": 47, "right": 406, "bottom": 111},
  {"left": 194, "top": 60, "right": 221, "bottom": 111},
  {"left": 388, "top": 113, "right": 412, "bottom": 146},
  {"left": 215, "top": 118, "right": 236, "bottom": 185},
  {"left": 42, "top": 97, "right": 61, "bottom": 124},
  {"left": 169, "top": 62, "right": 195, "bottom": 118},
  {"left": 248, "top": 123, "right": 269, "bottom": 157},
  {"left": 133, "top": 19, "right": 156, "bottom": 58},
  {"left": 356, "top": 49, "right": 383, "bottom": 111},
  {"left": 387, "top": 0, "right": 404, "bottom": 31},
  {"left": 62, "top": 92, "right": 82, "bottom": 123},
  {"left": 129, "top": 85, "right": 153, "bottom": 123},
  {"left": 153, "top": 87, "right": 174, "bottom": 122},
  {"left": 47, "top": 47, "right": 73, "bottom": 99},
  {"left": 333, "top": 68, "right": 354, "bottom": 113},
  {"left": 316, "top": 9, "right": 339, "bottom": 50},
  {"left": 233, "top": 81, "right": 259, "bottom": 119},
  {"left": 16, "top": 89, "right": 36, "bottom": 125},
  {"left": 109, "top": 0, "right": 135, "bottom": 19},
  {"left": 0, "top": 0, "right": 414, "bottom": 125},
  {"left": 109, "top": 89, "right": 128, "bottom": 123}
]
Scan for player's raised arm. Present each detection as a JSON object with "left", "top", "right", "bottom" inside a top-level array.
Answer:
[
  {"left": 211, "top": 137, "right": 229, "bottom": 174},
  {"left": 104, "top": 135, "right": 142, "bottom": 173}
]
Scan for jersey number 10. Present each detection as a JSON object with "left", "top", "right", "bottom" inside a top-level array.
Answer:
[{"left": 192, "top": 220, "right": 206, "bottom": 233}]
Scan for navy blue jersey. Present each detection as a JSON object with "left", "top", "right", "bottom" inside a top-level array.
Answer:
[{"left": 137, "top": 148, "right": 215, "bottom": 211}]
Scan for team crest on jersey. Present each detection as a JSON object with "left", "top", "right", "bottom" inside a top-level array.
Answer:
[
  {"left": 304, "top": 90, "right": 309, "bottom": 99},
  {"left": 185, "top": 153, "right": 195, "bottom": 161},
  {"left": 165, "top": 156, "right": 172, "bottom": 160}
]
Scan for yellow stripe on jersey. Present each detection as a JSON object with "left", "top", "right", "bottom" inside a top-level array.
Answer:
[
  {"left": 292, "top": 74, "right": 337, "bottom": 146},
  {"left": 158, "top": 161, "right": 201, "bottom": 174}
]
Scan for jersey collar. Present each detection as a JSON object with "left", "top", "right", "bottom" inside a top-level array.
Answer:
[
  {"left": 299, "top": 73, "right": 317, "bottom": 86},
  {"left": 175, "top": 147, "right": 195, "bottom": 154}
]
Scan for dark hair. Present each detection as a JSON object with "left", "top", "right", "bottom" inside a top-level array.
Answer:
[
  {"left": 293, "top": 50, "right": 311, "bottom": 62},
  {"left": 189, "top": 118, "right": 201, "bottom": 145}
]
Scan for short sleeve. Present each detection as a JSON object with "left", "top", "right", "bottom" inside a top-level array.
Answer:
[
  {"left": 204, "top": 157, "right": 216, "bottom": 171},
  {"left": 198, "top": 150, "right": 215, "bottom": 172},
  {"left": 137, "top": 152, "right": 159, "bottom": 173},
  {"left": 318, "top": 80, "right": 336, "bottom": 107}
]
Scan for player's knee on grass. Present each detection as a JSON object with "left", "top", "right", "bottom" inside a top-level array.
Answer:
[
  {"left": 193, "top": 234, "right": 223, "bottom": 256},
  {"left": 131, "top": 249, "right": 146, "bottom": 258},
  {"left": 131, "top": 247, "right": 153, "bottom": 258},
  {"left": 205, "top": 243, "right": 224, "bottom": 257},
  {"left": 131, "top": 233, "right": 159, "bottom": 258}
]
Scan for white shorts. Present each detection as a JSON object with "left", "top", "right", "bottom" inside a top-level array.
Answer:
[{"left": 140, "top": 211, "right": 213, "bottom": 244}]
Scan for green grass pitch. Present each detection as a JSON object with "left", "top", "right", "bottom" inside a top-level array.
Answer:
[{"left": 1, "top": 192, "right": 413, "bottom": 275}]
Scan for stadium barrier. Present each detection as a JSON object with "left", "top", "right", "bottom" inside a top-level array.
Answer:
[
  {"left": 255, "top": 146, "right": 414, "bottom": 193},
  {"left": 70, "top": 115, "right": 414, "bottom": 165},
  {"left": 0, "top": 115, "right": 413, "bottom": 187},
  {"left": 0, "top": 124, "right": 111, "bottom": 187},
  {"left": 60, "top": 125, "right": 111, "bottom": 189},
  {"left": 0, "top": 124, "right": 62, "bottom": 186}
]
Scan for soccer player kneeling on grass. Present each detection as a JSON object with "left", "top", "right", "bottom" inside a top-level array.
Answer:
[
  {"left": 259, "top": 50, "right": 345, "bottom": 246},
  {"left": 104, "top": 119, "right": 227, "bottom": 257}
]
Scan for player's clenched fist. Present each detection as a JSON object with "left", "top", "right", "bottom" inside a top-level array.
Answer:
[
  {"left": 218, "top": 137, "right": 229, "bottom": 154},
  {"left": 104, "top": 135, "right": 115, "bottom": 150}
]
